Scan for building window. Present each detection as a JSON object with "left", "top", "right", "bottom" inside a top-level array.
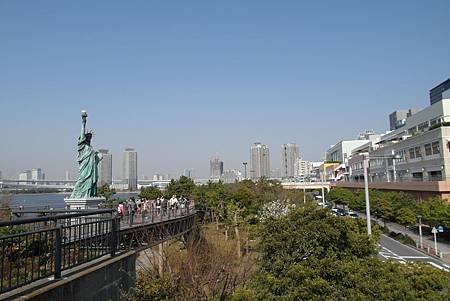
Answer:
[
  {"left": 396, "top": 149, "right": 406, "bottom": 162},
  {"left": 408, "top": 127, "right": 417, "bottom": 135},
  {"left": 432, "top": 141, "right": 440, "bottom": 155},
  {"left": 409, "top": 148, "right": 415, "bottom": 159},
  {"left": 414, "top": 146, "right": 422, "bottom": 158},
  {"left": 428, "top": 171, "right": 442, "bottom": 181},
  {"left": 430, "top": 118, "right": 439, "bottom": 126},
  {"left": 425, "top": 143, "right": 432, "bottom": 156},
  {"left": 412, "top": 172, "right": 423, "bottom": 181},
  {"left": 418, "top": 121, "right": 429, "bottom": 132}
]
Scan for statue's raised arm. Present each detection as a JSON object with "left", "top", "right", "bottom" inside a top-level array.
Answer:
[{"left": 79, "top": 110, "right": 87, "bottom": 142}]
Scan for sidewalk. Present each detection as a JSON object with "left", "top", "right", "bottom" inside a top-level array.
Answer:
[{"left": 356, "top": 212, "right": 450, "bottom": 255}]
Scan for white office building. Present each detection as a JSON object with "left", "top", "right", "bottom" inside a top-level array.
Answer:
[
  {"left": 221, "top": 169, "right": 242, "bottom": 183},
  {"left": 349, "top": 79, "right": 450, "bottom": 183},
  {"left": 19, "top": 170, "right": 31, "bottom": 181},
  {"left": 326, "top": 137, "right": 373, "bottom": 164}
]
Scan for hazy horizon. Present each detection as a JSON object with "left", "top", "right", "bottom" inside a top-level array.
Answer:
[{"left": 1, "top": 1, "right": 449, "bottom": 179}]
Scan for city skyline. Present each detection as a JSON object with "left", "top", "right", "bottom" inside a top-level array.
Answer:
[{"left": 1, "top": 1, "right": 449, "bottom": 179}]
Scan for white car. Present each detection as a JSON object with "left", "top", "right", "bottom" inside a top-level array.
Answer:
[{"left": 347, "top": 211, "right": 358, "bottom": 219}]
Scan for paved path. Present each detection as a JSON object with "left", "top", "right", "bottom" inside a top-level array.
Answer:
[
  {"left": 356, "top": 211, "right": 450, "bottom": 254},
  {"left": 378, "top": 234, "right": 449, "bottom": 272}
]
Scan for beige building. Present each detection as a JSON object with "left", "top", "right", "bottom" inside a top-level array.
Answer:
[{"left": 250, "top": 142, "right": 270, "bottom": 179}]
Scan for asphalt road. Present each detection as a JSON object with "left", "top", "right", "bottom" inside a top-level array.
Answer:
[{"left": 378, "top": 234, "right": 450, "bottom": 272}]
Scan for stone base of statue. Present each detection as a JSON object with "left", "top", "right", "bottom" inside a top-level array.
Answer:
[{"left": 64, "top": 197, "right": 106, "bottom": 210}]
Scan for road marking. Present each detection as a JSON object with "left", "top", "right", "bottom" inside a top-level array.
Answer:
[
  {"left": 400, "top": 256, "right": 428, "bottom": 259},
  {"left": 427, "top": 262, "right": 449, "bottom": 272},
  {"left": 378, "top": 245, "right": 406, "bottom": 262},
  {"left": 379, "top": 235, "right": 450, "bottom": 272}
]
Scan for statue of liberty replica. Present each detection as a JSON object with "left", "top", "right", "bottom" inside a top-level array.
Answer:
[{"left": 65, "top": 110, "right": 105, "bottom": 209}]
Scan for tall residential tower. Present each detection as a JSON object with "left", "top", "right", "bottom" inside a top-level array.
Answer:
[
  {"left": 250, "top": 142, "right": 270, "bottom": 179},
  {"left": 123, "top": 148, "right": 137, "bottom": 191},
  {"left": 98, "top": 149, "right": 112, "bottom": 186},
  {"left": 281, "top": 143, "right": 299, "bottom": 178},
  {"left": 210, "top": 156, "right": 224, "bottom": 179}
]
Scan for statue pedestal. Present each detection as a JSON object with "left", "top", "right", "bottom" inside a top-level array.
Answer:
[{"left": 64, "top": 197, "right": 106, "bottom": 210}]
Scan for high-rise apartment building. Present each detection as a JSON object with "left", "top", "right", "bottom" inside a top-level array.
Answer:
[
  {"left": 123, "top": 148, "right": 137, "bottom": 191},
  {"left": 210, "top": 157, "right": 224, "bottom": 179},
  {"left": 31, "top": 168, "right": 43, "bottom": 181},
  {"left": 294, "top": 158, "right": 312, "bottom": 182},
  {"left": 183, "top": 168, "right": 194, "bottom": 179},
  {"left": 98, "top": 149, "right": 112, "bottom": 186},
  {"left": 250, "top": 142, "right": 270, "bottom": 179},
  {"left": 281, "top": 143, "right": 299, "bottom": 178},
  {"left": 430, "top": 78, "right": 450, "bottom": 105}
]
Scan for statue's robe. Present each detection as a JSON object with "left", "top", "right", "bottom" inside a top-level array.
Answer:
[{"left": 70, "top": 133, "right": 101, "bottom": 198}]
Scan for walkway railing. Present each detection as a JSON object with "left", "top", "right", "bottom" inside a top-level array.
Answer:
[{"left": 0, "top": 206, "right": 195, "bottom": 294}]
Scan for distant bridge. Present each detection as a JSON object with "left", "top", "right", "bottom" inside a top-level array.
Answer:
[
  {"left": 0, "top": 179, "right": 75, "bottom": 190},
  {"left": 281, "top": 181, "right": 331, "bottom": 192},
  {"left": 0, "top": 206, "right": 196, "bottom": 300}
]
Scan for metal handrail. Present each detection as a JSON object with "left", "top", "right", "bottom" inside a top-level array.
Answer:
[
  {"left": 11, "top": 209, "right": 107, "bottom": 214},
  {"left": 0, "top": 206, "right": 195, "bottom": 294},
  {"left": 0, "top": 209, "right": 114, "bottom": 227}
]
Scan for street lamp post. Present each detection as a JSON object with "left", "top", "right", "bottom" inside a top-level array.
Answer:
[
  {"left": 321, "top": 187, "right": 326, "bottom": 206},
  {"left": 392, "top": 150, "right": 397, "bottom": 182},
  {"left": 363, "top": 154, "right": 372, "bottom": 236},
  {"left": 363, "top": 153, "right": 400, "bottom": 236},
  {"left": 242, "top": 162, "right": 248, "bottom": 179},
  {"left": 417, "top": 215, "right": 423, "bottom": 249}
]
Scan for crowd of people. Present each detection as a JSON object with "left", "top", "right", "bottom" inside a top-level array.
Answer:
[{"left": 116, "top": 195, "right": 191, "bottom": 219}]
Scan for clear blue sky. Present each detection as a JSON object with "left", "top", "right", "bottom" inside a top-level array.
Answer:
[{"left": 1, "top": 0, "right": 449, "bottom": 179}]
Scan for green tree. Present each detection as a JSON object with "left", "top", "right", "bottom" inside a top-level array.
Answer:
[
  {"left": 233, "top": 206, "right": 449, "bottom": 300},
  {"left": 166, "top": 176, "right": 197, "bottom": 199},
  {"left": 396, "top": 207, "right": 417, "bottom": 226},
  {"left": 327, "top": 187, "right": 355, "bottom": 207},
  {"left": 139, "top": 186, "right": 161, "bottom": 199},
  {"left": 418, "top": 197, "right": 450, "bottom": 227},
  {"left": 97, "top": 184, "right": 116, "bottom": 201}
]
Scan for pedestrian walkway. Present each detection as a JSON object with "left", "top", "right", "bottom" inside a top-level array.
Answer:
[{"left": 356, "top": 212, "right": 450, "bottom": 260}]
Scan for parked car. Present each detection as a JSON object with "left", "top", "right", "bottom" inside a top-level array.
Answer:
[
  {"left": 347, "top": 211, "right": 358, "bottom": 219},
  {"left": 330, "top": 207, "right": 346, "bottom": 216},
  {"left": 336, "top": 208, "right": 346, "bottom": 216}
]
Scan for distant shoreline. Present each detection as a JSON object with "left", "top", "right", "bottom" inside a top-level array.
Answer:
[
  {"left": 0, "top": 190, "right": 140, "bottom": 196},
  {"left": 0, "top": 191, "right": 70, "bottom": 196}
]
